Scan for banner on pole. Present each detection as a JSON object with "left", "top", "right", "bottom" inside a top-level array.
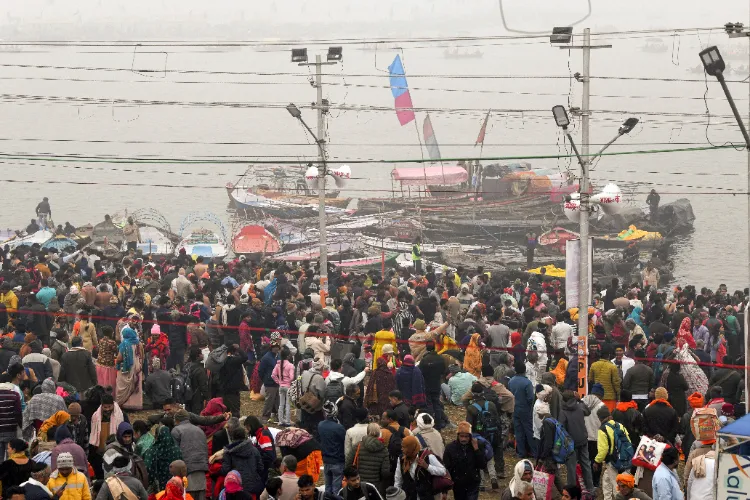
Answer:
[
  {"left": 717, "top": 453, "right": 750, "bottom": 498},
  {"left": 423, "top": 114, "right": 442, "bottom": 161},
  {"left": 388, "top": 55, "right": 415, "bottom": 126},
  {"left": 565, "top": 238, "right": 593, "bottom": 308}
]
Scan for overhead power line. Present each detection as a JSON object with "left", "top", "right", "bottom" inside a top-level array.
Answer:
[{"left": 0, "top": 143, "right": 738, "bottom": 165}]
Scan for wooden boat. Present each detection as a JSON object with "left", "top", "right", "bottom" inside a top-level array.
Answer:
[
  {"left": 5, "top": 230, "right": 55, "bottom": 250},
  {"left": 226, "top": 165, "right": 351, "bottom": 216},
  {"left": 395, "top": 253, "right": 454, "bottom": 272},
  {"left": 269, "top": 242, "right": 353, "bottom": 262},
  {"left": 131, "top": 226, "right": 176, "bottom": 255},
  {"left": 358, "top": 234, "right": 491, "bottom": 254},
  {"left": 439, "top": 245, "right": 508, "bottom": 270},
  {"left": 232, "top": 225, "right": 282, "bottom": 256},
  {"left": 358, "top": 163, "right": 578, "bottom": 216},
  {"left": 332, "top": 253, "right": 399, "bottom": 269},
  {"left": 176, "top": 212, "right": 229, "bottom": 258},
  {"left": 538, "top": 227, "right": 580, "bottom": 255},
  {"left": 176, "top": 229, "right": 228, "bottom": 258}
]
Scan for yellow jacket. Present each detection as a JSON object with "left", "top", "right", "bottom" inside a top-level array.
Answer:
[
  {"left": 48, "top": 471, "right": 91, "bottom": 500},
  {"left": 595, "top": 419, "right": 630, "bottom": 463},
  {"left": 372, "top": 330, "right": 395, "bottom": 369},
  {"left": 588, "top": 360, "right": 621, "bottom": 401},
  {"left": 0, "top": 291, "right": 18, "bottom": 314}
]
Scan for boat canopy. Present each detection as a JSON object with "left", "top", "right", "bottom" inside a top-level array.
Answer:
[{"left": 391, "top": 166, "right": 468, "bottom": 186}]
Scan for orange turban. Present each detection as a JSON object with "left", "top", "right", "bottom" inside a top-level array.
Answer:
[
  {"left": 688, "top": 392, "right": 705, "bottom": 409},
  {"left": 616, "top": 473, "right": 635, "bottom": 489}
]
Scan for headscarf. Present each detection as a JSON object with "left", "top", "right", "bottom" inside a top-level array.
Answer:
[
  {"left": 510, "top": 331, "right": 522, "bottom": 347},
  {"left": 508, "top": 459, "right": 534, "bottom": 498},
  {"left": 676, "top": 316, "right": 697, "bottom": 349},
  {"left": 400, "top": 435, "right": 421, "bottom": 474},
  {"left": 145, "top": 426, "right": 184, "bottom": 490},
  {"left": 224, "top": 470, "right": 243, "bottom": 494},
  {"left": 323, "top": 400, "right": 338, "bottom": 420},
  {"left": 163, "top": 477, "right": 185, "bottom": 500},
  {"left": 628, "top": 307, "right": 647, "bottom": 333},
  {"left": 616, "top": 473, "right": 635, "bottom": 489},
  {"left": 200, "top": 398, "right": 227, "bottom": 437},
  {"left": 22, "top": 380, "right": 67, "bottom": 439},
  {"left": 464, "top": 333, "right": 482, "bottom": 377},
  {"left": 118, "top": 327, "right": 140, "bottom": 372}
]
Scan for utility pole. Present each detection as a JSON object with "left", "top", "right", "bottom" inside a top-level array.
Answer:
[
  {"left": 561, "top": 28, "right": 611, "bottom": 395},
  {"left": 314, "top": 54, "right": 330, "bottom": 302},
  {"left": 292, "top": 49, "right": 339, "bottom": 302},
  {"left": 723, "top": 18, "right": 750, "bottom": 413}
]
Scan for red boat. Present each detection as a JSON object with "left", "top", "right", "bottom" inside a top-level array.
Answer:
[
  {"left": 538, "top": 227, "right": 579, "bottom": 255},
  {"left": 232, "top": 225, "right": 282, "bottom": 256}
]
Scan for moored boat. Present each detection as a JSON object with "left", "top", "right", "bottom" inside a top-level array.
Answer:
[{"left": 232, "top": 225, "right": 282, "bottom": 256}]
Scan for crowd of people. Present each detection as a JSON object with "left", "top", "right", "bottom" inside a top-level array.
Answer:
[{"left": 0, "top": 233, "right": 745, "bottom": 500}]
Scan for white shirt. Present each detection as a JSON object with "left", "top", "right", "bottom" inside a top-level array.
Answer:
[
  {"left": 687, "top": 456, "right": 715, "bottom": 500},
  {"left": 551, "top": 322, "right": 573, "bottom": 350},
  {"left": 612, "top": 356, "right": 635, "bottom": 378}
]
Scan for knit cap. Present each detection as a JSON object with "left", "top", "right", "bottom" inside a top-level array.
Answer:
[
  {"left": 457, "top": 421, "right": 472, "bottom": 435},
  {"left": 57, "top": 452, "right": 75, "bottom": 469},
  {"left": 654, "top": 387, "right": 669, "bottom": 400},
  {"left": 385, "top": 487, "right": 406, "bottom": 500}
]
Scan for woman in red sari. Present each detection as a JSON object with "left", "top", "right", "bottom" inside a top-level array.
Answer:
[{"left": 676, "top": 317, "right": 697, "bottom": 349}]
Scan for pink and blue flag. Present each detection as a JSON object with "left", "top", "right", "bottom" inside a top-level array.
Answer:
[{"left": 388, "top": 55, "right": 415, "bottom": 126}]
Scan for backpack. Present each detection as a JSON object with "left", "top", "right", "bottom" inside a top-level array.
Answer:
[
  {"left": 652, "top": 351, "right": 665, "bottom": 382},
  {"left": 472, "top": 433, "right": 494, "bottom": 461},
  {"left": 481, "top": 385, "right": 501, "bottom": 407},
  {"left": 603, "top": 421, "right": 634, "bottom": 472},
  {"left": 324, "top": 378, "right": 344, "bottom": 404},
  {"left": 387, "top": 425, "right": 407, "bottom": 472},
  {"left": 471, "top": 401, "right": 500, "bottom": 446},
  {"left": 206, "top": 344, "right": 229, "bottom": 373},
  {"left": 690, "top": 407, "right": 720, "bottom": 442},
  {"left": 544, "top": 418, "right": 575, "bottom": 464},
  {"left": 170, "top": 366, "right": 194, "bottom": 403}
]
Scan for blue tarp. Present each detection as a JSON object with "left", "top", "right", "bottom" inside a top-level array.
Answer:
[{"left": 720, "top": 413, "right": 750, "bottom": 438}]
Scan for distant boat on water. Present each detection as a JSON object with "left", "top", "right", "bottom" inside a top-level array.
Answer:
[
  {"left": 443, "top": 47, "right": 483, "bottom": 59},
  {"left": 639, "top": 38, "right": 668, "bottom": 53}
]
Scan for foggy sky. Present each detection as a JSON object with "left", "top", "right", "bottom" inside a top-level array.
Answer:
[{"left": 3, "top": 0, "right": 749, "bottom": 39}]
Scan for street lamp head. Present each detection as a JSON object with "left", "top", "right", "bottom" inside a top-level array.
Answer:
[
  {"left": 550, "top": 27, "right": 573, "bottom": 44},
  {"left": 552, "top": 105, "right": 570, "bottom": 129},
  {"left": 699, "top": 46, "right": 725, "bottom": 77},
  {"left": 327, "top": 46, "right": 343, "bottom": 62},
  {"left": 291, "top": 48, "right": 308, "bottom": 63},
  {"left": 286, "top": 103, "right": 302, "bottom": 119},
  {"left": 619, "top": 117, "right": 639, "bottom": 135}
]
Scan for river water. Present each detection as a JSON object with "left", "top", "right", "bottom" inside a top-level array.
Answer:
[{"left": 0, "top": 30, "right": 747, "bottom": 289}]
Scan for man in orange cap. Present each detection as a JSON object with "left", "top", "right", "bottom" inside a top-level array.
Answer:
[{"left": 615, "top": 473, "right": 650, "bottom": 500}]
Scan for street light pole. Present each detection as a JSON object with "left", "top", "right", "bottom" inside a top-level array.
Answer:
[
  {"left": 554, "top": 28, "right": 612, "bottom": 377},
  {"left": 553, "top": 105, "right": 638, "bottom": 398},
  {"left": 291, "top": 48, "right": 341, "bottom": 302}
]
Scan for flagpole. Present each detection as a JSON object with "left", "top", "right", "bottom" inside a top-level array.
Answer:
[{"left": 398, "top": 51, "right": 425, "bottom": 163}]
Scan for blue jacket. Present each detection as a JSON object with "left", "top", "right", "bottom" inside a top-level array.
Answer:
[
  {"left": 508, "top": 374, "right": 535, "bottom": 414},
  {"left": 258, "top": 350, "right": 279, "bottom": 388},
  {"left": 318, "top": 418, "right": 346, "bottom": 465},
  {"left": 652, "top": 463, "right": 684, "bottom": 500}
]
